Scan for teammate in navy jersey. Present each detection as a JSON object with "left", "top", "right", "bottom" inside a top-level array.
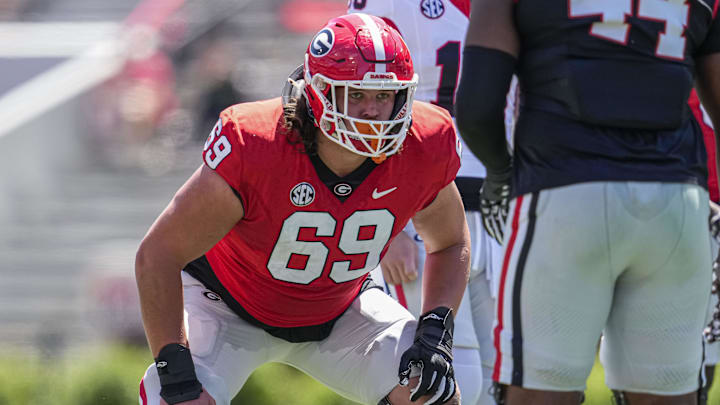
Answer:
[
  {"left": 456, "top": 1, "right": 720, "bottom": 404},
  {"left": 135, "top": 14, "right": 469, "bottom": 405}
]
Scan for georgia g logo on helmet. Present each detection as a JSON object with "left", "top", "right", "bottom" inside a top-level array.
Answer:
[{"left": 310, "top": 28, "right": 334, "bottom": 57}]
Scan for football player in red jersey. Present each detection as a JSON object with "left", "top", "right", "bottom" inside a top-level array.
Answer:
[
  {"left": 457, "top": 0, "right": 720, "bottom": 405},
  {"left": 135, "top": 14, "right": 469, "bottom": 405}
]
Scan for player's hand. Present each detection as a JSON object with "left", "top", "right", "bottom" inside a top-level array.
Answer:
[
  {"left": 398, "top": 307, "right": 455, "bottom": 405},
  {"left": 710, "top": 200, "right": 720, "bottom": 243},
  {"left": 480, "top": 167, "right": 512, "bottom": 245},
  {"left": 380, "top": 230, "right": 419, "bottom": 285},
  {"left": 160, "top": 390, "right": 216, "bottom": 405}
]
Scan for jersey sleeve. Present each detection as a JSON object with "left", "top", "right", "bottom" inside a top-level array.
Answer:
[
  {"left": 202, "top": 108, "right": 247, "bottom": 203},
  {"left": 697, "top": 12, "right": 720, "bottom": 55},
  {"left": 443, "top": 121, "right": 463, "bottom": 187}
]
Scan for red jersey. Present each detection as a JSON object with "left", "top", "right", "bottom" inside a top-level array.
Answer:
[
  {"left": 689, "top": 90, "right": 718, "bottom": 202},
  {"left": 201, "top": 98, "right": 460, "bottom": 327}
]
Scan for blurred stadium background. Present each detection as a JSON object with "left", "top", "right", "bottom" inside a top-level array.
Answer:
[
  {"left": 0, "top": 0, "right": 345, "bottom": 351},
  {"left": 0, "top": 1, "right": 715, "bottom": 404}
]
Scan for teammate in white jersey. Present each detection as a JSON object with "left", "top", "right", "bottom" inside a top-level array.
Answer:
[{"left": 349, "top": 1, "right": 516, "bottom": 404}]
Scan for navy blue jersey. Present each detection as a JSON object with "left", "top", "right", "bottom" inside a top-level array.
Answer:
[{"left": 512, "top": 0, "right": 720, "bottom": 196}]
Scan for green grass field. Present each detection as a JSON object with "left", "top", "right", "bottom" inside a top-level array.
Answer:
[{"left": 0, "top": 344, "right": 716, "bottom": 405}]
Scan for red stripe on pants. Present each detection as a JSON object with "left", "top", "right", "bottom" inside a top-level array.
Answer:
[
  {"left": 395, "top": 283, "right": 408, "bottom": 308},
  {"left": 139, "top": 378, "right": 148, "bottom": 405},
  {"left": 492, "top": 195, "right": 524, "bottom": 382}
]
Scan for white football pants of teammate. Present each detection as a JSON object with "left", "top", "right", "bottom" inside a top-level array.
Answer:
[{"left": 371, "top": 210, "right": 501, "bottom": 405}]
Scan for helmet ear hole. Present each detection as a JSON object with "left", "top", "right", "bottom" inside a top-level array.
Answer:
[{"left": 281, "top": 65, "right": 306, "bottom": 107}]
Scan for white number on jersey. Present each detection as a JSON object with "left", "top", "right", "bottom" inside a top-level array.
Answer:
[
  {"left": 432, "top": 41, "right": 461, "bottom": 112},
  {"left": 569, "top": 0, "right": 689, "bottom": 60},
  {"left": 203, "top": 118, "right": 232, "bottom": 169},
  {"left": 204, "top": 135, "right": 232, "bottom": 169},
  {"left": 267, "top": 210, "right": 395, "bottom": 284}
]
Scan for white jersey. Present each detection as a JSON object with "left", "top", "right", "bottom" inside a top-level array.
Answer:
[
  {"left": 350, "top": 0, "right": 470, "bottom": 109},
  {"left": 351, "top": 3, "right": 505, "bottom": 403},
  {"left": 349, "top": 0, "right": 515, "bottom": 178}
]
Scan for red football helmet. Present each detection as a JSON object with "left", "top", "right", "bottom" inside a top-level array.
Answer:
[{"left": 303, "top": 13, "right": 418, "bottom": 159}]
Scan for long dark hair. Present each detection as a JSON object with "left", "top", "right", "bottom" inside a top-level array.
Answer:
[
  {"left": 283, "top": 94, "right": 317, "bottom": 155},
  {"left": 281, "top": 65, "right": 318, "bottom": 155}
]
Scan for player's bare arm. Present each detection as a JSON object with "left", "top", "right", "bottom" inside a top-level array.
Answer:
[
  {"left": 136, "top": 165, "right": 244, "bottom": 355},
  {"left": 412, "top": 181, "right": 470, "bottom": 313},
  {"left": 385, "top": 182, "right": 469, "bottom": 405},
  {"left": 136, "top": 165, "right": 243, "bottom": 404},
  {"left": 464, "top": 0, "right": 519, "bottom": 55}
]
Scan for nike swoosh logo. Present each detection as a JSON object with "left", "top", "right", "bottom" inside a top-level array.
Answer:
[{"left": 372, "top": 187, "right": 397, "bottom": 199}]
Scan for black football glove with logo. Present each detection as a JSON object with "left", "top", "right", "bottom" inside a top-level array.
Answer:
[
  {"left": 398, "top": 307, "right": 455, "bottom": 405},
  {"left": 480, "top": 167, "right": 512, "bottom": 245}
]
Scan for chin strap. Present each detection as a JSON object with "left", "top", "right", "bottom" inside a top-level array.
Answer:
[{"left": 371, "top": 153, "right": 387, "bottom": 164}]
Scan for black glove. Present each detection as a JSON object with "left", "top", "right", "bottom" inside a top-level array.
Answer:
[
  {"left": 480, "top": 167, "right": 512, "bottom": 245},
  {"left": 398, "top": 307, "right": 455, "bottom": 405},
  {"left": 155, "top": 343, "right": 203, "bottom": 404},
  {"left": 710, "top": 201, "right": 720, "bottom": 243}
]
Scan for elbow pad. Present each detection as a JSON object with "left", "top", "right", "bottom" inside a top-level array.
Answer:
[{"left": 455, "top": 46, "right": 516, "bottom": 173}]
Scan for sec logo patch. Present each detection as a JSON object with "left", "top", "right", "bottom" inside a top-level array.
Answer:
[
  {"left": 291, "top": 182, "right": 316, "bottom": 207},
  {"left": 420, "top": 0, "right": 445, "bottom": 19}
]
